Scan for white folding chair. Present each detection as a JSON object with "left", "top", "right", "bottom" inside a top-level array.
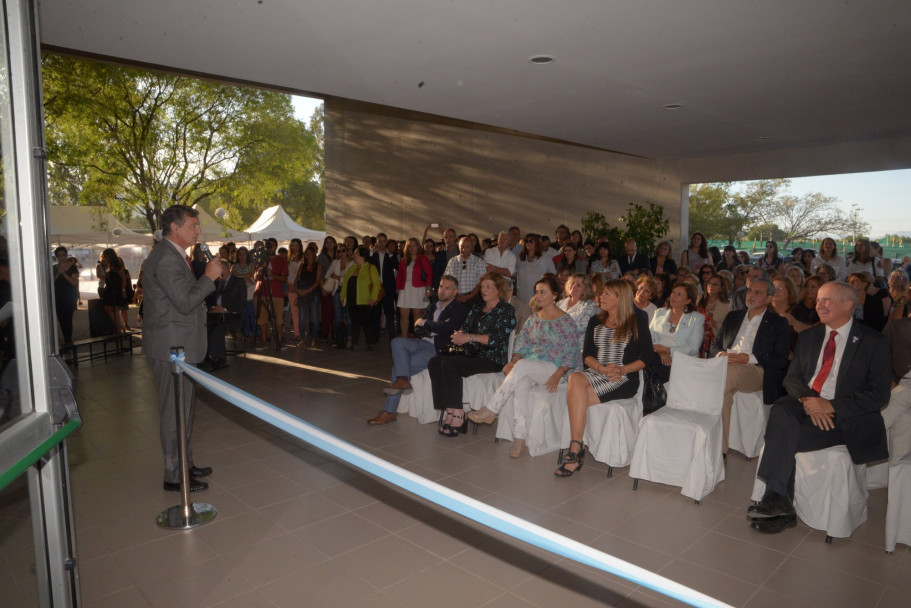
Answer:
[
  {"left": 629, "top": 354, "right": 728, "bottom": 502},
  {"left": 751, "top": 445, "right": 868, "bottom": 543},
  {"left": 728, "top": 390, "right": 768, "bottom": 459}
]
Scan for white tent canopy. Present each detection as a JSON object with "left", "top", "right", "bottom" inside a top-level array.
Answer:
[
  {"left": 245, "top": 205, "right": 326, "bottom": 243},
  {"left": 191, "top": 205, "right": 249, "bottom": 242},
  {"left": 48, "top": 205, "right": 151, "bottom": 246}
]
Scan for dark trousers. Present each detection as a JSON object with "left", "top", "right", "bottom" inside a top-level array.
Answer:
[
  {"left": 427, "top": 355, "right": 502, "bottom": 409},
  {"left": 757, "top": 397, "right": 846, "bottom": 497},
  {"left": 350, "top": 304, "right": 376, "bottom": 346},
  {"left": 55, "top": 300, "right": 77, "bottom": 344},
  {"left": 372, "top": 289, "right": 397, "bottom": 341},
  {"left": 319, "top": 292, "right": 334, "bottom": 339}
]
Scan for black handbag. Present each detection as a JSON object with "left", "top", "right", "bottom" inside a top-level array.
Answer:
[{"left": 642, "top": 368, "right": 667, "bottom": 415}]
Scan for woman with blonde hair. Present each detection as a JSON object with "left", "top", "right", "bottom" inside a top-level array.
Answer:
[
  {"left": 395, "top": 237, "right": 433, "bottom": 337},
  {"left": 555, "top": 279, "right": 656, "bottom": 477},
  {"left": 649, "top": 241, "right": 677, "bottom": 276},
  {"left": 810, "top": 237, "right": 845, "bottom": 280},
  {"left": 557, "top": 273, "right": 599, "bottom": 346},
  {"left": 633, "top": 276, "right": 658, "bottom": 323}
]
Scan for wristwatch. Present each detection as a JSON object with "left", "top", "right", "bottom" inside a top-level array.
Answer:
[{"left": 469, "top": 334, "right": 476, "bottom": 344}]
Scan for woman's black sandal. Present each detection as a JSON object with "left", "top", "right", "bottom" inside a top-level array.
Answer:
[
  {"left": 440, "top": 413, "right": 464, "bottom": 437},
  {"left": 554, "top": 440, "right": 586, "bottom": 477}
]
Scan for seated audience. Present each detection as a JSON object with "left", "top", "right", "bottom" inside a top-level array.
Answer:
[
  {"left": 716, "top": 245, "right": 739, "bottom": 272},
  {"left": 696, "top": 272, "right": 731, "bottom": 358},
  {"left": 554, "top": 242, "right": 587, "bottom": 275},
  {"left": 847, "top": 271, "right": 891, "bottom": 332},
  {"left": 556, "top": 273, "right": 600, "bottom": 349},
  {"left": 790, "top": 274, "right": 823, "bottom": 331},
  {"left": 888, "top": 268, "right": 909, "bottom": 318},
  {"left": 427, "top": 273, "right": 516, "bottom": 437},
  {"left": 368, "top": 275, "right": 469, "bottom": 425},
  {"left": 634, "top": 276, "right": 658, "bottom": 323},
  {"left": 649, "top": 240, "right": 677, "bottom": 277},
  {"left": 468, "top": 276, "right": 580, "bottom": 457},
  {"left": 883, "top": 317, "right": 911, "bottom": 433},
  {"left": 748, "top": 282, "right": 890, "bottom": 534},
  {"left": 770, "top": 275, "right": 801, "bottom": 354},
  {"left": 618, "top": 239, "right": 650, "bottom": 274},
  {"left": 756, "top": 241, "right": 783, "bottom": 272},
  {"left": 590, "top": 241, "right": 621, "bottom": 279},
  {"left": 786, "top": 265, "right": 806, "bottom": 292},
  {"left": 649, "top": 283, "right": 705, "bottom": 381},
  {"left": 555, "top": 279, "right": 656, "bottom": 477},
  {"left": 710, "top": 278, "right": 790, "bottom": 456}
]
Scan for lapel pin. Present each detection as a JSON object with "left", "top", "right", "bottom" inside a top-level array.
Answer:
[{"left": 851, "top": 336, "right": 859, "bottom": 344}]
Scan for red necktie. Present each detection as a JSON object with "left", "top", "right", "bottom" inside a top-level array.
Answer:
[
  {"left": 811, "top": 330, "right": 838, "bottom": 394},
  {"left": 185, "top": 255, "right": 193, "bottom": 270}
]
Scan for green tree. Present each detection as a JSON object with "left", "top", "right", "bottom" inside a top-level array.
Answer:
[
  {"left": 619, "top": 202, "right": 669, "bottom": 257},
  {"left": 43, "top": 54, "right": 322, "bottom": 232},
  {"left": 688, "top": 182, "right": 750, "bottom": 243}
]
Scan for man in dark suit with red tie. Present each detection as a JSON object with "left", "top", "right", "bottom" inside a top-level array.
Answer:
[{"left": 748, "top": 281, "right": 891, "bottom": 533}]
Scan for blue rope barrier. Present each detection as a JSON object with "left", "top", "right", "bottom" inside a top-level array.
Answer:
[{"left": 173, "top": 356, "right": 733, "bottom": 608}]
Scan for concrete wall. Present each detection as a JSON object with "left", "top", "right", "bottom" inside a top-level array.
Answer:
[{"left": 324, "top": 99, "right": 683, "bottom": 249}]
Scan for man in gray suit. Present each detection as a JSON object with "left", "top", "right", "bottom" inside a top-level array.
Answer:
[{"left": 143, "top": 205, "right": 221, "bottom": 492}]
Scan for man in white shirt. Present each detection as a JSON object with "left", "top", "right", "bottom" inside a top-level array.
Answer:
[
  {"left": 748, "top": 282, "right": 891, "bottom": 533},
  {"left": 710, "top": 278, "right": 791, "bottom": 455},
  {"left": 484, "top": 231, "right": 517, "bottom": 280},
  {"left": 445, "top": 237, "right": 487, "bottom": 303}
]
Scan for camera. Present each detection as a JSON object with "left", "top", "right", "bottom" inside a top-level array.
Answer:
[{"left": 250, "top": 244, "right": 270, "bottom": 266}]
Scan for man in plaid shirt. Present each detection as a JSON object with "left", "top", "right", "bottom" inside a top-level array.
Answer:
[{"left": 445, "top": 236, "right": 486, "bottom": 305}]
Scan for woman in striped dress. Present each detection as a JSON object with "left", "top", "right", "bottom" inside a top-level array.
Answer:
[{"left": 555, "top": 279, "right": 656, "bottom": 477}]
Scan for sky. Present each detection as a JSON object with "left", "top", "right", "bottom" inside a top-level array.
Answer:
[{"left": 290, "top": 95, "right": 909, "bottom": 238}]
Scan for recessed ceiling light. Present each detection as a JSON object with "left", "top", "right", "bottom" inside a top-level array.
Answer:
[
  {"left": 528, "top": 55, "right": 555, "bottom": 65},
  {"left": 754, "top": 136, "right": 767, "bottom": 141},
  {"left": 663, "top": 103, "right": 683, "bottom": 110}
]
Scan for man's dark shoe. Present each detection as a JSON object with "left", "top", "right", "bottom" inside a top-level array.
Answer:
[
  {"left": 189, "top": 465, "right": 213, "bottom": 477},
  {"left": 210, "top": 358, "right": 229, "bottom": 370},
  {"left": 163, "top": 477, "right": 208, "bottom": 492},
  {"left": 747, "top": 491, "right": 795, "bottom": 519},
  {"left": 750, "top": 513, "right": 797, "bottom": 534},
  {"left": 367, "top": 411, "right": 397, "bottom": 425}
]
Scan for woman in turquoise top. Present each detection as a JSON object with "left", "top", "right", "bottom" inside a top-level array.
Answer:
[{"left": 468, "top": 275, "right": 580, "bottom": 457}]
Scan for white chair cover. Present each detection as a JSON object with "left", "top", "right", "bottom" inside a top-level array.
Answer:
[
  {"left": 886, "top": 413, "right": 911, "bottom": 551},
  {"left": 399, "top": 330, "right": 513, "bottom": 423},
  {"left": 729, "top": 390, "right": 768, "bottom": 459},
  {"left": 397, "top": 369, "right": 505, "bottom": 423},
  {"left": 583, "top": 372, "right": 644, "bottom": 469},
  {"left": 751, "top": 445, "right": 868, "bottom": 539},
  {"left": 496, "top": 384, "right": 568, "bottom": 457},
  {"left": 629, "top": 354, "right": 728, "bottom": 501}
]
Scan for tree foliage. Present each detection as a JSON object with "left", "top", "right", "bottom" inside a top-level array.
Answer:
[
  {"left": 43, "top": 54, "right": 324, "bottom": 232},
  {"left": 580, "top": 202, "right": 669, "bottom": 257},
  {"left": 690, "top": 178, "right": 868, "bottom": 247}
]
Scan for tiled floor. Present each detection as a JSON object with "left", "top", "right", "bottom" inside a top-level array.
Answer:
[{"left": 1, "top": 338, "right": 908, "bottom": 607}]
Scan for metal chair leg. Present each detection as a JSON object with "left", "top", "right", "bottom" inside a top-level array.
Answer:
[{"left": 632, "top": 479, "right": 638, "bottom": 491}]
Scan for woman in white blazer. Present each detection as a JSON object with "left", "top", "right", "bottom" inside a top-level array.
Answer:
[{"left": 649, "top": 282, "right": 705, "bottom": 382}]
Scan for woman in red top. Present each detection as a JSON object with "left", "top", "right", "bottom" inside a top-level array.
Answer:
[{"left": 396, "top": 237, "right": 433, "bottom": 337}]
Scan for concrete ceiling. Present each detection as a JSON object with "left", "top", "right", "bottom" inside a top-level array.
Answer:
[{"left": 38, "top": 0, "right": 911, "bottom": 166}]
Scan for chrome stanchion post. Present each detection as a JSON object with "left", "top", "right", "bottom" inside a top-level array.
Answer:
[{"left": 157, "top": 347, "right": 217, "bottom": 530}]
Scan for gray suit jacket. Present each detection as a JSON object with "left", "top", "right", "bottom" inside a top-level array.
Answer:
[{"left": 142, "top": 239, "right": 215, "bottom": 364}]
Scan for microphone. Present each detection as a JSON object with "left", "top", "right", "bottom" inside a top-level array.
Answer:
[{"left": 199, "top": 243, "right": 214, "bottom": 261}]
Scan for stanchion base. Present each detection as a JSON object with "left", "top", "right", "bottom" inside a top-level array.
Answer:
[{"left": 156, "top": 502, "right": 217, "bottom": 530}]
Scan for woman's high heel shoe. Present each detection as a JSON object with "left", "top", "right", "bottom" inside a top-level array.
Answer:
[
  {"left": 438, "top": 411, "right": 454, "bottom": 435},
  {"left": 554, "top": 439, "right": 586, "bottom": 477},
  {"left": 440, "top": 413, "right": 464, "bottom": 437}
]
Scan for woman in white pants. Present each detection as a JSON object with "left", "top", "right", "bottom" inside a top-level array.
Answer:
[{"left": 468, "top": 275, "right": 580, "bottom": 457}]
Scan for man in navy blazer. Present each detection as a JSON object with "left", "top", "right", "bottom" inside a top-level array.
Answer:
[
  {"left": 748, "top": 281, "right": 891, "bottom": 533},
  {"left": 617, "top": 239, "right": 651, "bottom": 275},
  {"left": 710, "top": 278, "right": 790, "bottom": 455},
  {"left": 367, "top": 275, "right": 468, "bottom": 424}
]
